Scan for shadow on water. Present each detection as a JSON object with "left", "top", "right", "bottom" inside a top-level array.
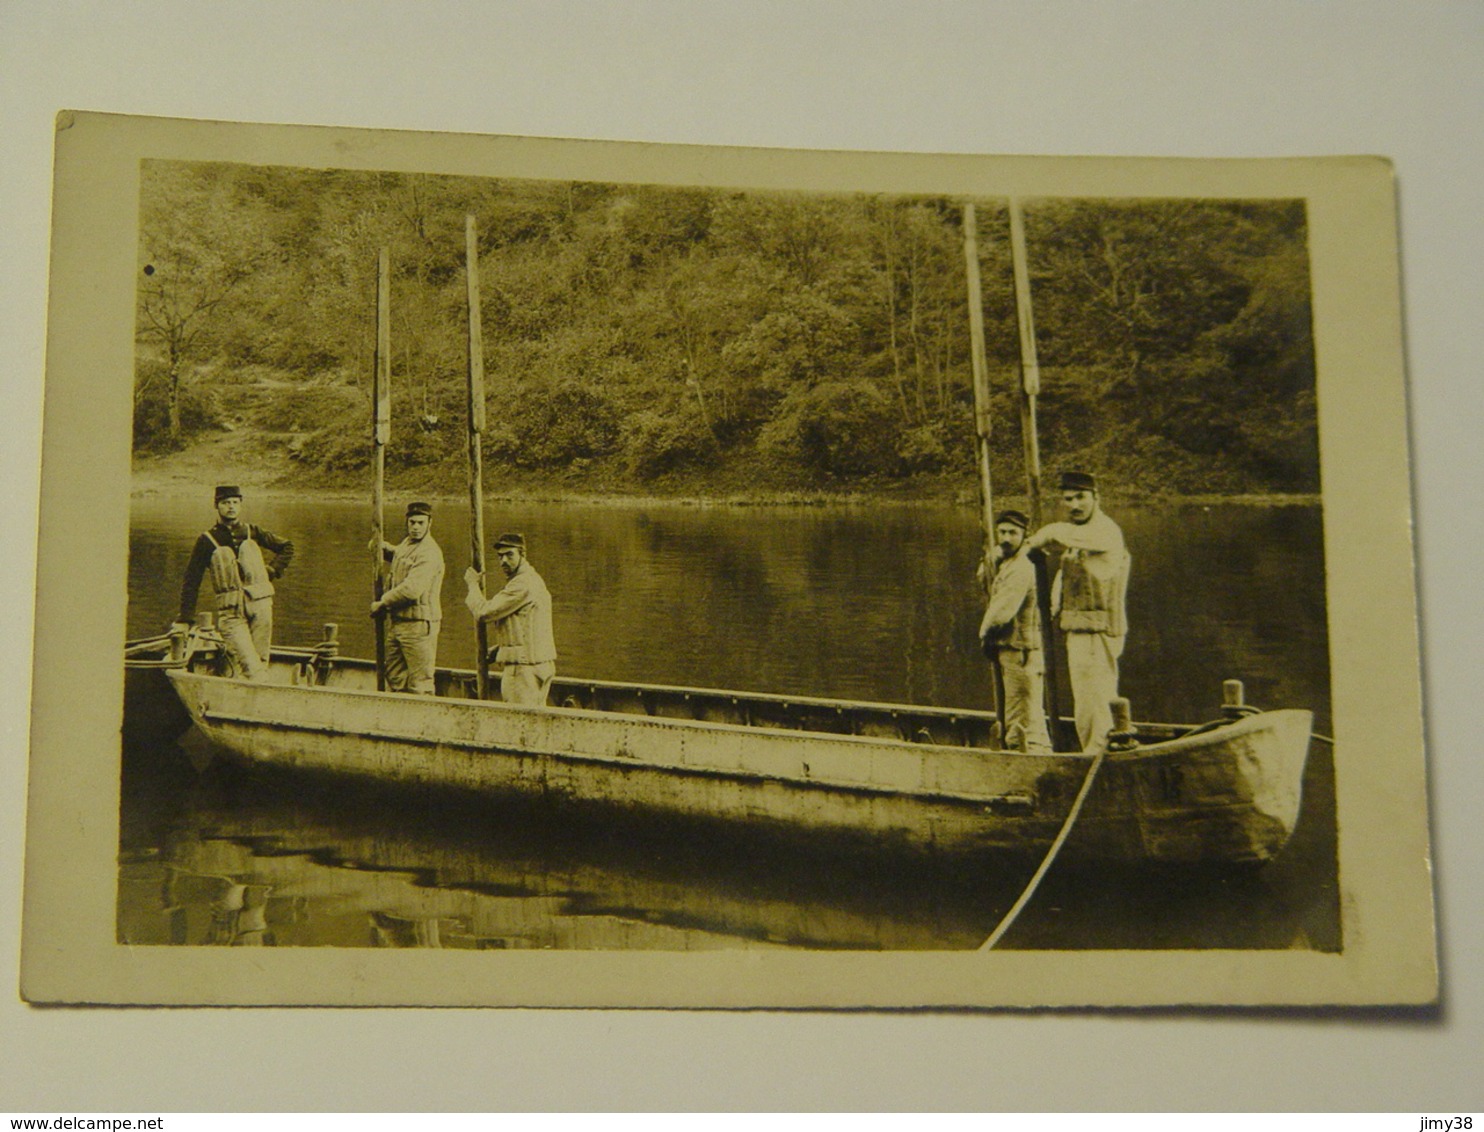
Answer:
[{"left": 120, "top": 497, "right": 1338, "bottom": 951}]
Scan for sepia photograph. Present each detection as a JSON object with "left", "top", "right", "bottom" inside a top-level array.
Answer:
[
  {"left": 9, "top": 4, "right": 1484, "bottom": 1115},
  {"left": 120, "top": 161, "right": 1335, "bottom": 954},
  {"left": 22, "top": 113, "right": 1433, "bottom": 1008}
]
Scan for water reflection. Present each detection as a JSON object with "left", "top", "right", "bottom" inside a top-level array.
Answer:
[
  {"left": 119, "top": 761, "right": 1024, "bottom": 949},
  {"left": 117, "top": 742, "right": 1338, "bottom": 951},
  {"left": 121, "top": 496, "right": 1338, "bottom": 950}
]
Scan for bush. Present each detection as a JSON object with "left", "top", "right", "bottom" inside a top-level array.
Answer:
[
  {"left": 487, "top": 380, "right": 622, "bottom": 468},
  {"left": 294, "top": 418, "right": 369, "bottom": 472},
  {"left": 895, "top": 423, "right": 950, "bottom": 475},
  {"left": 253, "top": 382, "right": 363, "bottom": 432},
  {"left": 387, "top": 420, "right": 452, "bottom": 470},
  {"left": 757, "top": 379, "right": 900, "bottom": 477},
  {"left": 622, "top": 405, "right": 718, "bottom": 480},
  {"left": 132, "top": 360, "right": 224, "bottom": 451}
]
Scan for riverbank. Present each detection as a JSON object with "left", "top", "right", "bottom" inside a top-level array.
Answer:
[{"left": 130, "top": 436, "right": 1320, "bottom": 510}]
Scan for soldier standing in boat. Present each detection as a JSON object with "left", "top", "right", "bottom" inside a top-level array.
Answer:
[
  {"left": 175, "top": 485, "right": 296, "bottom": 681},
  {"left": 979, "top": 509, "right": 1053, "bottom": 754},
  {"left": 463, "top": 532, "right": 557, "bottom": 706},
  {"left": 1025, "top": 471, "right": 1131, "bottom": 751},
  {"left": 370, "top": 501, "right": 446, "bottom": 695}
]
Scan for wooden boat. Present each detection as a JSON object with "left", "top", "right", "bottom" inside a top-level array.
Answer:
[
  {"left": 123, "top": 632, "right": 195, "bottom": 745},
  {"left": 129, "top": 206, "right": 1317, "bottom": 878},
  {"left": 148, "top": 628, "right": 1313, "bottom": 867}
]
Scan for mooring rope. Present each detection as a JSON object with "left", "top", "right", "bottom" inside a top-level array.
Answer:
[
  {"left": 979, "top": 741, "right": 1108, "bottom": 951},
  {"left": 123, "top": 634, "right": 174, "bottom": 656}
]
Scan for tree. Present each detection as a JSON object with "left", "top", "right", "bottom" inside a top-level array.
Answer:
[
  {"left": 136, "top": 162, "right": 269, "bottom": 446},
  {"left": 129, "top": 159, "right": 1320, "bottom": 496}
]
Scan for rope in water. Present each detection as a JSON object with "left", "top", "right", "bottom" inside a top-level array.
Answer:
[
  {"left": 978, "top": 724, "right": 1335, "bottom": 951},
  {"left": 979, "top": 742, "right": 1107, "bottom": 951}
]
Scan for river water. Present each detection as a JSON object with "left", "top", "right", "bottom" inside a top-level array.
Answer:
[{"left": 118, "top": 495, "right": 1338, "bottom": 951}]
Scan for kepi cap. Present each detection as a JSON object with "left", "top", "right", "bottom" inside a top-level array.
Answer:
[
  {"left": 214, "top": 485, "right": 243, "bottom": 502},
  {"left": 405, "top": 501, "right": 433, "bottom": 517},
  {"left": 1059, "top": 470, "right": 1097, "bottom": 492},
  {"left": 493, "top": 532, "right": 526, "bottom": 551},
  {"left": 994, "top": 509, "right": 1030, "bottom": 531}
]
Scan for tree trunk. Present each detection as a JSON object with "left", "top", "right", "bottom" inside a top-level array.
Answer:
[
  {"left": 167, "top": 345, "right": 183, "bottom": 445},
  {"left": 882, "top": 233, "right": 911, "bottom": 421},
  {"left": 908, "top": 261, "right": 929, "bottom": 420},
  {"left": 684, "top": 354, "right": 717, "bottom": 439}
]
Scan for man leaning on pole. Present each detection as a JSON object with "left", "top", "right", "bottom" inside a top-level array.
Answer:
[
  {"left": 979, "top": 508, "right": 1054, "bottom": 754},
  {"left": 463, "top": 532, "right": 557, "bottom": 707},
  {"left": 370, "top": 500, "right": 446, "bottom": 694}
]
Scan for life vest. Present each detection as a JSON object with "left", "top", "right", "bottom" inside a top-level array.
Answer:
[
  {"left": 204, "top": 528, "right": 276, "bottom": 611},
  {"left": 1058, "top": 546, "right": 1130, "bottom": 635}
]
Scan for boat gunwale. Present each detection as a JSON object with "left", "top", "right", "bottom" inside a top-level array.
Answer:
[
  {"left": 255, "top": 645, "right": 1208, "bottom": 737},
  {"left": 165, "top": 663, "right": 1310, "bottom": 767},
  {"left": 168, "top": 664, "right": 1066, "bottom": 762}
]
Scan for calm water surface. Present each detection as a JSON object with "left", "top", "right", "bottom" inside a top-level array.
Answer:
[{"left": 119, "top": 496, "right": 1338, "bottom": 951}]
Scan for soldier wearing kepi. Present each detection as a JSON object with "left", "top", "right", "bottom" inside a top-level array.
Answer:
[
  {"left": 175, "top": 485, "right": 295, "bottom": 681},
  {"left": 1025, "top": 471, "right": 1131, "bottom": 751},
  {"left": 370, "top": 501, "right": 446, "bottom": 695},
  {"left": 979, "top": 509, "right": 1053, "bottom": 754},
  {"left": 463, "top": 532, "right": 557, "bottom": 707}
]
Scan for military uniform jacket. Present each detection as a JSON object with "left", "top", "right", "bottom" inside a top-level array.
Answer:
[
  {"left": 380, "top": 534, "right": 445, "bottom": 622},
  {"left": 979, "top": 550, "right": 1042, "bottom": 650},
  {"left": 466, "top": 561, "right": 556, "bottom": 665}
]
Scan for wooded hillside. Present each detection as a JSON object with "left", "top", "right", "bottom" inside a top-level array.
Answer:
[{"left": 134, "top": 160, "right": 1320, "bottom": 497}]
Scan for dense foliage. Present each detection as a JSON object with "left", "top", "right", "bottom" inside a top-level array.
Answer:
[{"left": 134, "top": 161, "right": 1319, "bottom": 495}]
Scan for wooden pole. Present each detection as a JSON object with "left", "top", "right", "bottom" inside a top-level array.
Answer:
[
  {"left": 962, "top": 202, "right": 996, "bottom": 559},
  {"left": 961, "top": 202, "right": 1004, "bottom": 729},
  {"left": 372, "top": 247, "right": 390, "bottom": 691},
  {"left": 1007, "top": 198, "right": 1065, "bottom": 749},
  {"left": 464, "top": 214, "right": 490, "bottom": 700},
  {"left": 1008, "top": 199, "right": 1044, "bottom": 530}
]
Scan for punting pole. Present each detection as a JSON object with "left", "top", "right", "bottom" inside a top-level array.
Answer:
[
  {"left": 372, "top": 247, "right": 391, "bottom": 691},
  {"left": 961, "top": 202, "right": 1005, "bottom": 730},
  {"left": 464, "top": 214, "right": 490, "bottom": 700},
  {"left": 961, "top": 202, "right": 996, "bottom": 563},
  {"left": 1007, "top": 199, "right": 1043, "bottom": 529},
  {"left": 1006, "top": 198, "right": 1065, "bottom": 748}
]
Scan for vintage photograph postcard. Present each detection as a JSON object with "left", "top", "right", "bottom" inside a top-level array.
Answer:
[{"left": 21, "top": 111, "right": 1436, "bottom": 1007}]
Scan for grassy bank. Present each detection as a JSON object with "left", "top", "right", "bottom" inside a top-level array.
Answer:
[{"left": 132, "top": 438, "right": 1318, "bottom": 510}]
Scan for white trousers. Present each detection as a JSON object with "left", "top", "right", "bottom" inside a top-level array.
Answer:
[
  {"left": 386, "top": 619, "right": 439, "bottom": 694},
  {"left": 218, "top": 597, "right": 272, "bottom": 681},
  {"left": 500, "top": 661, "right": 555, "bottom": 706},
  {"left": 995, "top": 646, "right": 1053, "bottom": 754},
  {"left": 1065, "top": 631, "right": 1125, "bottom": 751}
]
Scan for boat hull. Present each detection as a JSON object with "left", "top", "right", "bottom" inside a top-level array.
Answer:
[
  {"left": 123, "top": 657, "right": 194, "bottom": 746},
  {"left": 166, "top": 658, "right": 1312, "bottom": 866}
]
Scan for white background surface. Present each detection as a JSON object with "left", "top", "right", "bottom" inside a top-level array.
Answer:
[{"left": 2, "top": 0, "right": 1480, "bottom": 1112}]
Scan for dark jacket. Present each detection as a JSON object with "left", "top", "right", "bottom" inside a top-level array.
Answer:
[{"left": 179, "top": 520, "right": 295, "bottom": 621}]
